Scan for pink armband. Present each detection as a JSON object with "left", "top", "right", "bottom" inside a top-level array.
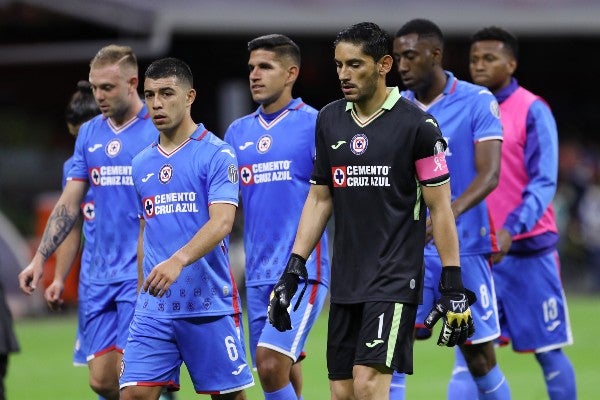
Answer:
[{"left": 415, "top": 153, "right": 448, "bottom": 182}]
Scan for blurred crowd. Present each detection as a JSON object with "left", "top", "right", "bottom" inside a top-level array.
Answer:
[{"left": 555, "top": 140, "right": 600, "bottom": 292}]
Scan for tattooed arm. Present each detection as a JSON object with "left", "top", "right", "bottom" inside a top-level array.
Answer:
[{"left": 18, "top": 180, "right": 88, "bottom": 294}]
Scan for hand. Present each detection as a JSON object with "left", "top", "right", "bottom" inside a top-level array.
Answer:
[
  {"left": 268, "top": 254, "right": 308, "bottom": 332},
  {"left": 44, "top": 279, "right": 65, "bottom": 311},
  {"left": 424, "top": 266, "right": 476, "bottom": 347},
  {"left": 142, "top": 258, "right": 184, "bottom": 298},
  {"left": 18, "top": 259, "right": 44, "bottom": 295},
  {"left": 491, "top": 228, "right": 512, "bottom": 264}
]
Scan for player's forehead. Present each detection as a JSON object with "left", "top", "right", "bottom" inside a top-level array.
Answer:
[
  {"left": 470, "top": 40, "right": 507, "bottom": 56},
  {"left": 334, "top": 41, "right": 372, "bottom": 63},
  {"left": 248, "top": 48, "right": 281, "bottom": 66},
  {"left": 89, "top": 63, "right": 125, "bottom": 85},
  {"left": 144, "top": 76, "right": 181, "bottom": 92},
  {"left": 394, "top": 33, "right": 428, "bottom": 53}
]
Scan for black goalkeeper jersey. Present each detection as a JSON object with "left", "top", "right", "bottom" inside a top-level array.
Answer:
[{"left": 311, "top": 88, "right": 448, "bottom": 304}]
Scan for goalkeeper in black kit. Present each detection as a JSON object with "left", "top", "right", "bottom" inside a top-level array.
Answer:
[{"left": 267, "top": 21, "right": 475, "bottom": 400}]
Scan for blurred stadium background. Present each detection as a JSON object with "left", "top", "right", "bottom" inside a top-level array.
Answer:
[{"left": 0, "top": 1, "right": 599, "bottom": 396}]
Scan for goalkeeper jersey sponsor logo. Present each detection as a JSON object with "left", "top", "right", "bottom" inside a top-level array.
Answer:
[{"left": 331, "top": 165, "right": 391, "bottom": 188}]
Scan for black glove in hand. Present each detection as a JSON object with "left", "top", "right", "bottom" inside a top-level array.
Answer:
[
  {"left": 267, "top": 253, "right": 308, "bottom": 332},
  {"left": 424, "top": 266, "right": 476, "bottom": 347}
]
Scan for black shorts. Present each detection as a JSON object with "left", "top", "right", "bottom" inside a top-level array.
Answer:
[{"left": 327, "top": 301, "right": 417, "bottom": 380}]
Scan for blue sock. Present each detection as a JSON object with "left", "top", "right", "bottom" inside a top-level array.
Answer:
[
  {"left": 535, "top": 349, "right": 577, "bottom": 400},
  {"left": 473, "top": 364, "right": 511, "bottom": 400},
  {"left": 447, "top": 348, "right": 478, "bottom": 399},
  {"left": 265, "top": 382, "right": 297, "bottom": 400},
  {"left": 389, "top": 371, "right": 406, "bottom": 400},
  {"left": 298, "top": 396, "right": 303, "bottom": 400}
]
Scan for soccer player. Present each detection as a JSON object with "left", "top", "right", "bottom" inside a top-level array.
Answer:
[
  {"left": 43, "top": 80, "right": 102, "bottom": 397},
  {"left": 224, "top": 34, "right": 330, "bottom": 400},
  {"left": 462, "top": 26, "right": 576, "bottom": 400},
  {"left": 392, "top": 19, "right": 510, "bottom": 400},
  {"left": 119, "top": 57, "right": 253, "bottom": 400},
  {"left": 268, "top": 22, "right": 474, "bottom": 400},
  {"left": 18, "top": 45, "right": 157, "bottom": 400}
]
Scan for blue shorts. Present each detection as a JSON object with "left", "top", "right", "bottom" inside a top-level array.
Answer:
[
  {"left": 246, "top": 280, "right": 328, "bottom": 366},
  {"left": 84, "top": 279, "right": 136, "bottom": 360},
  {"left": 417, "top": 254, "right": 500, "bottom": 344},
  {"left": 119, "top": 313, "right": 254, "bottom": 394},
  {"left": 493, "top": 250, "right": 573, "bottom": 352},
  {"left": 73, "top": 278, "right": 91, "bottom": 366}
]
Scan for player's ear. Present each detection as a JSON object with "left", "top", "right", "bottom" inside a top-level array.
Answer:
[
  {"left": 129, "top": 76, "right": 139, "bottom": 92},
  {"left": 187, "top": 88, "right": 196, "bottom": 106},
  {"left": 287, "top": 64, "right": 299, "bottom": 85},
  {"left": 377, "top": 55, "right": 393, "bottom": 75},
  {"left": 507, "top": 58, "right": 517, "bottom": 76}
]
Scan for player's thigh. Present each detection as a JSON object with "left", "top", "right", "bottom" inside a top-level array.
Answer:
[
  {"left": 258, "top": 281, "right": 328, "bottom": 362},
  {"left": 115, "top": 279, "right": 137, "bottom": 350},
  {"left": 176, "top": 314, "right": 254, "bottom": 394},
  {"left": 119, "top": 314, "right": 181, "bottom": 391},
  {"left": 120, "top": 384, "right": 162, "bottom": 400},
  {"left": 460, "top": 254, "right": 501, "bottom": 344},
  {"left": 245, "top": 284, "right": 272, "bottom": 366},
  {"left": 493, "top": 251, "right": 573, "bottom": 351},
  {"left": 85, "top": 283, "right": 119, "bottom": 359},
  {"left": 415, "top": 256, "right": 442, "bottom": 338}
]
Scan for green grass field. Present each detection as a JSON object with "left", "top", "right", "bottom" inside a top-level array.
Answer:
[{"left": 6, "top": 294, "right": 598, "bottom": 399}]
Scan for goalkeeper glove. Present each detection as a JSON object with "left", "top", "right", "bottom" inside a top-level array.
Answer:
[
  {"left": 268, "top": 253, "right": 308, "bottom": 332},
  {"left": 424, "top": 266, "right": 476, "bottom": 347}
]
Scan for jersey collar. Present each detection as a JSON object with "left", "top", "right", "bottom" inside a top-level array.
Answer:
[{"left": 344, "top": 86, "right": 401, "bottom": 112}]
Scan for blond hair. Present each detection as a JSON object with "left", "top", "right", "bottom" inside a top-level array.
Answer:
[{"left": 90, "top": 44, "right": 138, "bottom": 73}]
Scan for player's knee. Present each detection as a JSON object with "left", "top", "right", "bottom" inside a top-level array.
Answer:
[
  {"left": 257, "top": 355, "right": 285, "bottom": 381},
  {"left": 89, "top": 378, "right": 118, "bottom": 399}
]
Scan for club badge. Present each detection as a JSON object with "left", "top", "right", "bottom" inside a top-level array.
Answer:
[{"left": 350, "top": 133, "right": 368, "bottom": 155}]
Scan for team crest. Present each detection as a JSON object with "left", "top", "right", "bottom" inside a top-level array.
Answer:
[
  {"left": 256, "top": 134, "right": 272, "bottom": 154},
  {"left": 227, "top": 164, "right": 239, "bottom": 183},
  {"left": 143, "top": 197, "right": 155, "bottom": 218},
  {"left": 159, "top": 164, "right": 173, "bottom": 184},
  {"left": 105, "top": 139, "right": 122, "bottom": 157},
  {"left": 490, "top": 100, "right": 500, "bottom": 119},
  {"left": 350, "top": 133, "right": 368, "bottom": 155}
]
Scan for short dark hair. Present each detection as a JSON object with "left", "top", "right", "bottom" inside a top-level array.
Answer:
[
  {"left": 144, "top": 57, "right": 194, "bottom": 88},
  {"left": 395, "top": 18, "right": 444, "bottom": 49},
  {"left": 471, "top": 26, "right": 519, "bottom": 60},
  {"left": 65, "top": 80, "right": 99, "bottom": 126},
  {"left": 334, "top": 22, "right": 391, "bottom": 62},
  {"left": 247, "top": 34, "right": 301, "bottom": 66}
]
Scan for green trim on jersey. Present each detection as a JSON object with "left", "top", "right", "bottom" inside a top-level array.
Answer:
[{"left": 414, "top": 180, "right": 422, "bottom": 220}]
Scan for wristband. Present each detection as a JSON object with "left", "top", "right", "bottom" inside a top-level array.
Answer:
[{"left": 439, "top": 266, "right": 464, "bottom": 292}]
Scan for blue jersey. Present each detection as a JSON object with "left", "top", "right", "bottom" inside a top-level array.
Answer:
[
  {"left": 402, "top": 72, "right": 503, "bottom": 256},
  {"left": 224, "top": 98, "right": 329, "bottom": 287},
  {"left": 132, "top": 124, "right": 241, "bottom": 318},
  {"left": 63, "top": 156, "right": 95, "bottom": 285},
  {"left": 67, "top": 105, "right": 157, "bottom": 283}
]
